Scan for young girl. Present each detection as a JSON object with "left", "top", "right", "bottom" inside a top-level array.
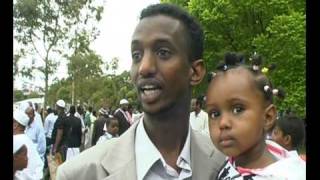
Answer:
[
  {"left": 96, "top": 116, "right": 119, "bottom": 144},
  {"left": 206, "top": 52, "right": 305, "bottom": 179}
]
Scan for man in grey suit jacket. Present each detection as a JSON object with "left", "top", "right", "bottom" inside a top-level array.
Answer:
[{"left": 57, "top": 3, "right": 225, "bottom": 180}]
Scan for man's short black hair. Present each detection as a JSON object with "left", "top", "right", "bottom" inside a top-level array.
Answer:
[
  {"left": 69, "top": 105, "right": 76, "bottom": 115},
  {"left": 276, "top": 114, "right": 305, "bottom": 149},
  {"left": 106, "top": 116, "right": 118, "bottom": 127},
  {"left": 47, "top": 107, "right": 53, "bottom": 114},
  {"left": 196, "top": 96, "right": 204, "bottom": 108},
  {"left": 88, "top": 106, "right": 93, "bottom": 112},
  {"left": 140, "top": 3, "right": 204, "bottom": 62}
]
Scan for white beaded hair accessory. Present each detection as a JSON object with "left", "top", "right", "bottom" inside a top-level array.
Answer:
[
  {"left": 253, "top": 65, "right": 259, "bottom": 71},
  {"left": 272, "top": 89, "right": 279, "bottom": 95},
  {"left": 264, "top": 85, "right": 271, "bottom": 92}
]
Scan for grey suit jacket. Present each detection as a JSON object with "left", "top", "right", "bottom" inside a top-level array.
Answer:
[{"left": 56, "top": 120, "right": 225, "bottom": 180}]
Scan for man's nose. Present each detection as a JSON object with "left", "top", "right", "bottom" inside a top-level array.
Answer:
[{"left": 138, "top": 51, "right": 156, "bottom": 77}]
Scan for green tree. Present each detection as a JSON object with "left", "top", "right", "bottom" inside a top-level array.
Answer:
[
  {"left": 14, "top": 0, "right": 103, "bottom": 113},
  {"left": 13, "top": 90, "right": 26, "bottom": 102},
  {"left": 163, "top": 0, "right": 305, "bottom": 116},
  {"left": 252, "top": 12, "right": 305, "bottom": 115},
  {"left": 68, "top": 51, "right": 103, "bottom": 104},
  {"left": 47, "top": 70, "right": 136, "bottom": 112}
]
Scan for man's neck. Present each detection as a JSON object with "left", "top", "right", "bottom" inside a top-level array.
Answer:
[
  {"left": 142, "top": 106, "right": 189, "bottom": 170},
  {"left": 195, "top": 108, "right": 201, "bottom": 115}
]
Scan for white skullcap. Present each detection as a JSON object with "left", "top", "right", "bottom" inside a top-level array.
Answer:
[
  {"left": 13, "top": 110, "right": 30, "bottom": 127},
  {"left": 13, "top": 135, "right": 26, "bottom": 154},
  {"left": 119, "top": 99, "right": 129, "bottom": 105},
  {"left": 56, "top": 99, "right": 66, "bottom": 108}
]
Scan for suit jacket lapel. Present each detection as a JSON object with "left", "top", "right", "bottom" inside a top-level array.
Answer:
[
  {"left": 100, "top": 121, "right": 140, "bottom": 180},
  {"left": 190, "top": 129, "right": 222, "bottom": 180}
]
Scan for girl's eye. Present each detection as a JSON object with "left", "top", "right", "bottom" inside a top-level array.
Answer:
[
  {"left": 232, "top": 106, "right": 244, "bottom": 114},
  {"left": 156, "top": 48, "right": 171, "bottom": 59},
  {"left": 132, "top": 51, "right": 142, "bottom": 62},
  {"left": 209, "top": 110, "right": 220, "bottom": 119}
]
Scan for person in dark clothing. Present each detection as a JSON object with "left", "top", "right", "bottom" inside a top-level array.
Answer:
[
  {"left": 51, "top": 99, "right": 68, "bottom": 162},
  {"left": 91, "top": 108, "right": 108, "bottom": 146},
  {"left": 114, "top": 99, "right": 131, "bottom": 135},
  {"left": 65, "top": 105, "right": 82, "bottom": 161}
]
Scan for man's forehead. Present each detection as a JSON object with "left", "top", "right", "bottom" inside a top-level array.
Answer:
[
  {"left": 132, "top": 15, "right": 185, "bottom": 42},
  {"left": 25, "top": 107, "right": 34, "bottom": 113}
]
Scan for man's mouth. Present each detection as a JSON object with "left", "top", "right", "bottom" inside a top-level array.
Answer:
[
  {"left": 141, "top": 85, "right": 161, "bottom": 94},
  {"left": 139, "top": 83, "right": 162, "bottom": 103}
]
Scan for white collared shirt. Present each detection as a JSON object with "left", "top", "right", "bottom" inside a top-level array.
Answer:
[
  {"left": 25, "top": 119, "right": 46, "bottom": 161},
  {"left": 44, "top": 112, "right": 58, "bottom": 138},
  {"left": 135, "top": 118, "right": 192, "bottom": 180},
  {"left": 189, "top": 110, "right": 209, "bottom": 136},
  {"left": 96, "top": 132, "right": 118, "bottom": 145}
]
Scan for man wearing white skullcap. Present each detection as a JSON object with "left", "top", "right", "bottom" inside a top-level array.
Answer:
[
  {"left": 20, "top": 101, "right": 43, "bottom": 127},
  {"left": 13, "top": 110, "right": 44, "bottom": 179},
  {"left": 114, "top": 99, "right": 131, "bottom": 135},
  {"left": 51, "top": 99, "right": 69, "bottom": 161}
]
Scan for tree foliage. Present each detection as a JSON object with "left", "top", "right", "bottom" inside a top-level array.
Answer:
[
  {"left": 162, "top": 0, "right": 305, "bottom": 116},
  {"left": 48, "top": 50, "right": 136, "bottom": 112},
  {"left": 13, "top": 0, "right": 104, "bottom": 110}
]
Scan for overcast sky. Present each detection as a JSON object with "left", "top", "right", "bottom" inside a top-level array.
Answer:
[{"left": 14, "top": 0, "right": 160, "bottom": 90}]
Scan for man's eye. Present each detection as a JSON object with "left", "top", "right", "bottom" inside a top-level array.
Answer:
[
  {"left": 156, "top": 48, "right": 171, "bottom": 59},
  {"left": 209, "top": 111, "right": 220, "bottom": 119},
  {"left": 132, "top": 51, "right": 142, "bottom": 62},
  {"left": 232, "top": 106, "right": 244, "bottom": 114}
]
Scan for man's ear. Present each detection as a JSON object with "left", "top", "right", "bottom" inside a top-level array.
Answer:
[
  {"left": 13, "top": 121, "right": 18, "bottom": 130},
  {"left": 189, "top": 59, "right": 205, "bottom": 86},
  {"left": 263, "top": 104, "right": 277, "bottom": 132}
]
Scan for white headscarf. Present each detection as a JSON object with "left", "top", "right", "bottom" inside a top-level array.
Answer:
[
  {"left": 19, "top": 102, "right": 32, "bottom": 112},
  {"left": 13, "top": 135, "right": 26, "bottom": 154},
  {"left": 13, "top": 110, "right": 29, "bottom": 127}
]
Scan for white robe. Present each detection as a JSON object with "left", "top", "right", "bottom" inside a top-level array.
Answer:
[{"left": 14, "top": 134, "right": 44, "bottom": 180}]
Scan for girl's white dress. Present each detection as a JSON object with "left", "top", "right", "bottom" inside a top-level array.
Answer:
[{"left": 216, "top": 140, "right": 306, "bottom": 180}]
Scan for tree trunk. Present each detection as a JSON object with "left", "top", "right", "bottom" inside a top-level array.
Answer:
[
  {"left": 72, "top": 77, "right": 75, "bottom": 105},
  {"left": 44, "top": 56, "right": 49, "bottom": 122}
]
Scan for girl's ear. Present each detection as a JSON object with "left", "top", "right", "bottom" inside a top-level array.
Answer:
[
  {"left": 283, "top": 134, "right": 292, "bottom": 147},
  {"left": 190, "top": 59, "right": 206, "bottom": 86},
  {"left": 263, "top": 104, "right": 277, "bottom": 132}
]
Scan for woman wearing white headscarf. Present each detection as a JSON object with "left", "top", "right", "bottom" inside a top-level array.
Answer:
[
  {"left": 13, "top": 140, "right": 28, "bottom": 178},
  {"left": 13, "top": 110, "right": 44, "bottom": 180}
]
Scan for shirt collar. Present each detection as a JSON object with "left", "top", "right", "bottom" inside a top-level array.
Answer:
[
  {"left": 135, "top": 118, "right": 191, "bottom": 180},
  {"left": 105, "top": 132, "right": 113, "bottom": 139}
]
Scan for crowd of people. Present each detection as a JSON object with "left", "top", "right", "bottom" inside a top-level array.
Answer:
[
  {"left": 13, "top": 2, "right": 306, "bottom": 180},
  {"left": 13, "top": 97, "right": 143, "bottom": 179}
]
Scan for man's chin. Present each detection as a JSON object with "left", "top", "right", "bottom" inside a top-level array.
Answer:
[{"left": 141, "top": 102, "right": 174, "bottom": 116}]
